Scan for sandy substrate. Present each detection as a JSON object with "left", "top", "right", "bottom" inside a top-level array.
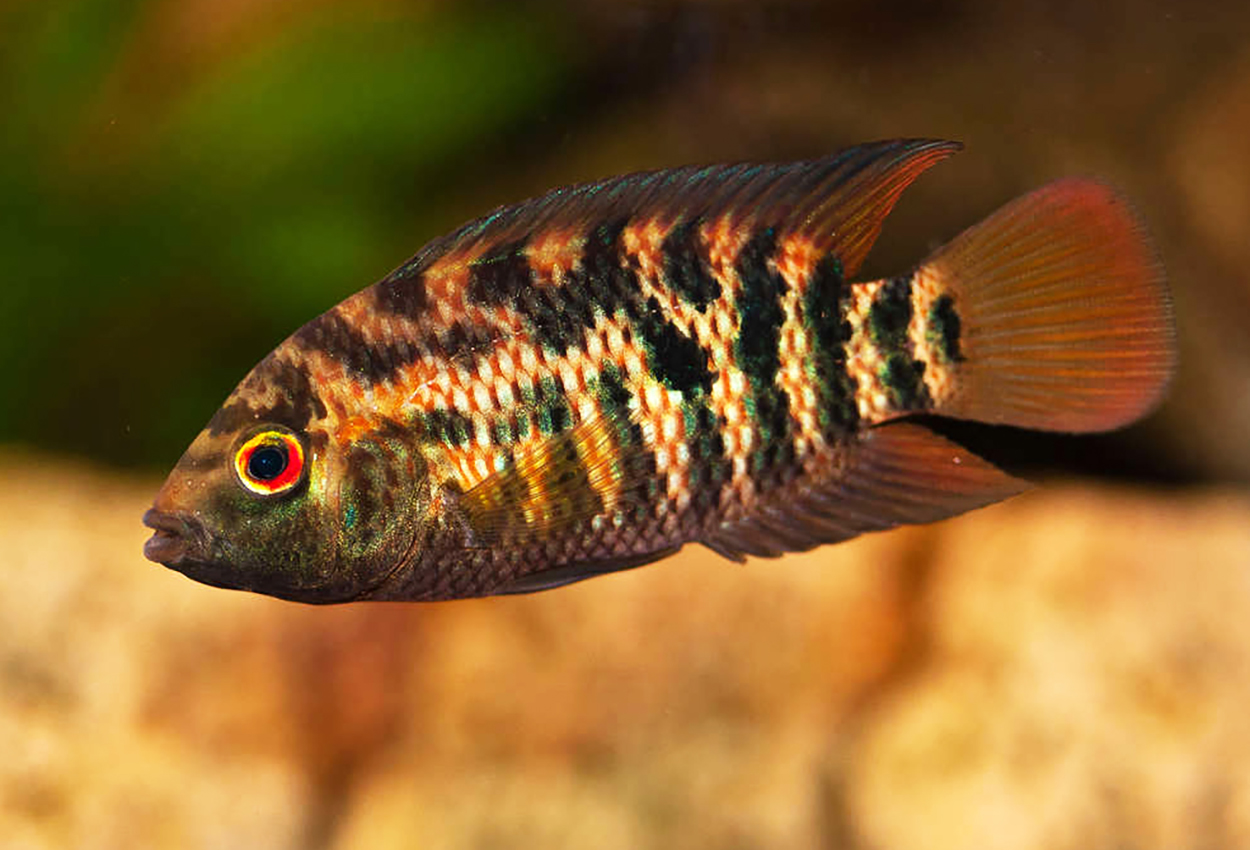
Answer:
[{"left": 2, "top": 448, "right": 1248, "bottom": 849}]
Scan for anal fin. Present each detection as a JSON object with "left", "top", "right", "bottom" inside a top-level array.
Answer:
[{"left": 701, "top": 421, "right": 1029, "bottom": 561}]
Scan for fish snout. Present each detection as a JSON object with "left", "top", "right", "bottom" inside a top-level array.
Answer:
[{"left": 142, "top": 508, "right": 198, "bottom": 566}]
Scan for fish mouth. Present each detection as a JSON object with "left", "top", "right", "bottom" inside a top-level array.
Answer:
[
  {"left": 142, "top": 507, "right": 256, "bottom": 593},
  {"left": 142, "top": 508, "right": 204, "bottom": 567}
]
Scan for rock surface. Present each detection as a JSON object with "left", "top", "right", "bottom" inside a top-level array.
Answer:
[{"left": 2, "top": 449, "right": 1248, "bottom": 849}]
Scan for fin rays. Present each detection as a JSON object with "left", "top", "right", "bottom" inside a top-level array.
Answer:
[
  {"left": 702, "top": 422, "right": 1029, "bottom": 562},
  {"left": 920, "top": 178, "right": 1175, "bottom": 432},
  {"left": 402, "top": 139, "right": 961, "bottom": 281}
]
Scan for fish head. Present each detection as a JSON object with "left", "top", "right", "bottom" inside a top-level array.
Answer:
[{"left": 142, "top": 352, "right": 430, "bottom": 603}]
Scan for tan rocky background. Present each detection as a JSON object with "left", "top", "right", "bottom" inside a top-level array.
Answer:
[
  {"left": 5, "top": 456, "right": 1250, "bottom": 849},
  {"left": 4, "top": 1, "right": 1250, "bottom": 848}
]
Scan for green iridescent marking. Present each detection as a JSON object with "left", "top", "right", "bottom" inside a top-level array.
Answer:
[
  {"left": 680, "top": 397, "right": 729, "bottom": 493},
  {"left": 492, "top": 417, "right": 514, "bottom": 446},
  {"left": 802, "top": 254, "right": 857, "bottom": 437},
  {"left": 879, "top": 352, "right": 929, "bottom": 410},
  {"left": 867, "top": 275, "right": 932, "bottom": 412},
  {"left": 517, "top": 379, "right": 537, "bottom": 405},
  {"left": 535, "top": 377, "right": 570, "bottom": 436},
  {"left": 595, "top": 364, "right": 631, "bottom": 413},
  {"left": 868, "top": 277, "right": 912, "bottom": 352},
  {"left": 422, "top": 409, "right": 474, "bottom": 447},
  {"left": 732, "top": 226, "right": 794, "bottom": 483},
  {"left": 591, "top": 364, "right": 658, "bottom": 509},
  {"left": 927, "top": 294, "right": 965, "bottom": 363},
  {"left": 661, "top": 218, "right": 722, "bottom": 312}
]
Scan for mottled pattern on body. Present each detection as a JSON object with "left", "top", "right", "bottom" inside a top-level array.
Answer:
[
  {"left": 217, "top": 145, "right": 967, "bottom": 598},
  {"left": 145, "top": 139, "right": 1174, "bottom": 603}
]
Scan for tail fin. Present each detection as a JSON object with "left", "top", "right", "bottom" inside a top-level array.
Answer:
[{"left": 920, "top": 179, "right": 1175, "bottom": 432}]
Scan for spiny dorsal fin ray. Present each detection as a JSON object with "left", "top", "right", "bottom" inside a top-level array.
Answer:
[
  {"left": 701, "top": 421, "right": 1029, "bottom": 562},
  {"left": 385, "top": 139, "right": 962, "bottom": 288}
]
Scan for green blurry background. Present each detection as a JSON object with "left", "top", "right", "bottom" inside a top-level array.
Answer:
[
  {"left": 5, "top": 0, "right": 1249, "bottom": 484},
  {"left": 2, "top": 0, "right": 582, "bottom": 467}
]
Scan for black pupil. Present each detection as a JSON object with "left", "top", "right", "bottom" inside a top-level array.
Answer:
[{"left": 248, "top": 445, "right": 288, "bottom": 481}]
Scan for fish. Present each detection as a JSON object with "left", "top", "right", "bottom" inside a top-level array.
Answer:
[{"left": 142, "top": 139, "right": 1175, "bottom": 604}]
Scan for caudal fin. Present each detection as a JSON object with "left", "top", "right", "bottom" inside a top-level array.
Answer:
[{"left": 920, "top": 179, "right": 1175, "bottom": 432}]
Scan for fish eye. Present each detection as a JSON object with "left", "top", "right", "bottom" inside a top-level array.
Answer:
[
  {"left": 248, "top": 445, "right": 286, "bottom": 481},
  {"left": 234, "top": 429, "right": 306, "bottom": 496}
]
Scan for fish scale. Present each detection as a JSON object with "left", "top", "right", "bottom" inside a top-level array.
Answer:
[
  {"left": 299, "top": 211, "right": 841, "bottom": 580},
  {"left": 143, "top": 140, "right": 1174, "bottom": 603},
  {"left": 325, "top": 210, "right": 923, "bottom": 577}
]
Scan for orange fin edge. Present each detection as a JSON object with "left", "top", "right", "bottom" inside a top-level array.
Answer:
[{"left": 921, "top": 178, "right": 1176, "bottom": 432}]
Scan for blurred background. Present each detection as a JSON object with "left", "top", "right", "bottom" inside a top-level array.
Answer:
[{"left": 3, "top": 1, "right": 1250, "bottom": 848}]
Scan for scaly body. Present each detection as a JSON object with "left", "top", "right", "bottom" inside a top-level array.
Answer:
[{"left": 143, "top": 140, "right": 1174, "bottom": 603}]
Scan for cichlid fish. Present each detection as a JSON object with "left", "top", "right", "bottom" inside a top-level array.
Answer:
[{"left": 142, "top": 140, "right": 1175, "bottom": 603}]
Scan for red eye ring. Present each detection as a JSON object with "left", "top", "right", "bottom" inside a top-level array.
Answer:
[{"left": 234, "top": 430, "right": 305, "bottom": 496}]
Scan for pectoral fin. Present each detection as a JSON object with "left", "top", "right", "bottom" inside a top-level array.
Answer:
[{"left": 496, "top": 546, "right": 682, "bottom": 594}]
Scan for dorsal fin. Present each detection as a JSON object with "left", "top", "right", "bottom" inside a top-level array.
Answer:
[{"left": 384, "top": 139, "right": 962, "bottom": 285}]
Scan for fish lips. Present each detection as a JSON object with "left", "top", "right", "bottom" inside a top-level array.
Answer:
[
  {"left": 142, "top": 508, "right": 194, "bottom": 562},
  {"left": 142, "top": 508, "right": 243, "bottom": 591}
]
